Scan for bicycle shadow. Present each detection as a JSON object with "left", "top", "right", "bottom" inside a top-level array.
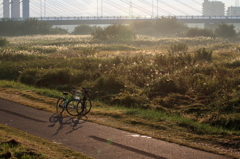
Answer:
[{"left": 48, "top": 113, "right": 88, "bottom": 136}]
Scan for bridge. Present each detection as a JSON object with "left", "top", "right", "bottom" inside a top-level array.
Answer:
[
  {"left": 25, "top": 16, "right": 240, "bottom": 25},
  {"left": 1, "top": 0, "right": 240, "bottom": 25}
]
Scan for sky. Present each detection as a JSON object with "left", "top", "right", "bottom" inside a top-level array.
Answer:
[{"left": 0, "top": 0, "right": 238, "bottom": 18}]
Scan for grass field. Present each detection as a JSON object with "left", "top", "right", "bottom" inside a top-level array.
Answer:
[{"left": 0, "top": 35, "right": 240, "bottom": 158}]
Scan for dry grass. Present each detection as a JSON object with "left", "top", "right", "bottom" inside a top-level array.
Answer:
[
  {"left": 0, "top": 88, "right": 239, "bottom": 158},
  {"left": 0, "top": 123, "right": 93, "bottom": 159},
  {"left": 1, "top": 35, "right": 240, "bottom": 158}
]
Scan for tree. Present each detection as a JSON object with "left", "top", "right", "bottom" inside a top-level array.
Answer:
[
  {"left": 130, "top": 20, "right": 153, "bottom": 31},
  {"left": 0, "top": 18, "right": 21, "bottom": 36},
  {"left": 155, "top": 17, "right": 188, "bottom": 36},
  {"left": 0, "top": 18, "right": 53, "bottom": 36},
  {"left": 72, "top": 25, "right": 94, "bottom": 35},
  {"left": 215, "top": 23, "right": 236, "bottom": 38},
  {"left": 91, "top": 24, "right": 135, "bottom": 40},
  {"left": 20, "top": 18, "right": 52, "bottom": 35},
  {"left": 50, "top": 27, "right": 68, "bottom": 34},
  {"left": 130, "top": 20, "right": 156, "bottom": 36}
]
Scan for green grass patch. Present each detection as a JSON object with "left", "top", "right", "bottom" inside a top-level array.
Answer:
[
  {"left": 0, "top": 80, "right": 62, "bottom": 98},
  {"left": 0, "top": 124, "right": 92, "bottom": 159}
]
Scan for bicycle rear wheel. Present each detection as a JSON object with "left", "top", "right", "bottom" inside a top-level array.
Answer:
[
  {"left": 56, "top": 97, "right": 65, "bottom": 114},
  {"left": 66, "top": 99, "right": 82, "bottom": 116},
  {"left": 79, "top": 99, "right": 92, "bottom": 115}
]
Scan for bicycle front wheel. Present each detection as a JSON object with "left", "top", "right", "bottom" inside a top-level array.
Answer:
[
  {"left": 56, "top": 97, "right": 65, "bottom": 114},
  {"left": 80, "top": 99, "right": 92, "bottom": 115},
  {"left": 66, "top": 99, "right": 82, "bottom": 116}
]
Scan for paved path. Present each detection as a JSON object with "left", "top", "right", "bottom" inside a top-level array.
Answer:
[{"left": 0, "top": 98, "right": 232, "bottom": 159}]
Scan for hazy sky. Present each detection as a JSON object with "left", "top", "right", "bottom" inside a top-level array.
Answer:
[{"left": 0, "top": 0, "right": 238, "bottom": 17}]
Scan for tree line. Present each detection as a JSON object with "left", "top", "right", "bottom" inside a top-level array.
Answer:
[
  {"left": 0, "top": 18, "right": 68, "bottom": 36},
  {"left": 73, "top": 17, "right": 238, "bottom": 40},
  {"left": 0, "top": 17, "right": 238, "bottom": 39}
]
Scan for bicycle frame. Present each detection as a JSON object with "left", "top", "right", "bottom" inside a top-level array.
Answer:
[
  {"left": 56, "top": 89, "right": 81, "bottom": 116},
  {"left": 61, "top": 93, "right": 73, "bottom": 108},
  {"left": 78, "top": 87, "right": 92, "bottom": 115},
  {"left": 56, "top": 87, "right": 91, "bottom": 116}
]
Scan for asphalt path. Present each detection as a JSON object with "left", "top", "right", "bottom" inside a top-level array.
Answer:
[{"left": 0, "top": 98, "right": 232, "bottom": 159}]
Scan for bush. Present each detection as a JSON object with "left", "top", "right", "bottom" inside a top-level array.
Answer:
[
  {"left": 215, "top": 23, "right": 236, "bottom": 38},
  {"left": 0, "top": 18, "right": 56, "bottom": 36},
  {"left": 18, "top": 69, "right": 39, "bottom": 85},
  {"left": 185, "top": 28, "right": 215, "bottom": 37},
  {"left": 110, "top": 90, "right": 149, "bottom": 108},
  {"left": 18, "top": 67, "right": 91, "bottom": 90},
  {"left": 36, "top": 68, "right": 82, "bottom": 88},
  {"left": 149, "top": 75, "right": 182, "bottom": 96},
  {"left": 130, "top": 20, "right": 153, "bottom": 31},
  {"left": 93, "top": 75, "right": 125, "bottom": 98},
  {"left": 155, "top": 17, "right": 188, "bottom": 36},
  {"left": 0, "top": 37, "right": 9, "bottom": 47},
  {"left": 80, "top": 46, "right": 98, "bottom": 57},
  {"left": 168, "top": 42, "right": 188, "bottom": 54},
  {"left": 130, "top": 21, "right": 156, "bottom": 36},
  {"left": 19, "top": 18, "right": 52, "bottom": 35},
  {"left": 194, "top": 48, "right": 212, "bottom": 61},
  {"left": 50, "top": 27, "right": 68, "bottom": 34},
  {"left": 72, "top": 25, "right": 94, "bottom": 35},
  {"left": 0, "top": 62, "right": 20, "bottom": 80},
  {"left": 91, "top": 24, "right": 135, "bottom": 40}
]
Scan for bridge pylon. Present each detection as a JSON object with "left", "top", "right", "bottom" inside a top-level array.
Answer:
[{"left": 129, "top": 0, "right": 133, "bottom": 17}]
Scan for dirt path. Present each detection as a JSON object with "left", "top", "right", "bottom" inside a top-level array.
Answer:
[{"left": 0, "top": 98, "right": 232, "bottom": 159}]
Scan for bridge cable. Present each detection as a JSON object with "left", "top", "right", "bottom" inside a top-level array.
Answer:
[
  {"left": 30, "top": 0, "right": 67, "bottom": 17},
  {"left": 30, "top": 3, "right": 41, "bottom": 17},
  {"left": 157, "top": 0, "right": 190, "bottom": 16},
  {"left": 175, "top": 0, "right": 202, "bottom": 14},
  {"left": 103, "top": 0, "right": 129, "bottom": 16},
  {"left": 192, "top": 0, "right": 223, "bottom": 16},
  {"left": 30, "top": 1, "right": 47, "bottom": 17},
  {"left": 121, "top": 0, "right": 153, "bottom": 16},
  {"left": 139, "top": 0, "right": 174, "bottom": 16},
  {"left": 61, "top": 0, "right": 95, "bottom": 16},
  {"left": 106, "top": 0, "right": 131, "bottom": 15},
  {"left": 48, "top": 0, "right": 82, "bottom": 17}
]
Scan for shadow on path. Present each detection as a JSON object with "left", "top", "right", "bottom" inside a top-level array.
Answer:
[
  {"left": 0, "top": 108, "right": 47, "bottom": 123},
  {"left": 90, "top": 136, "right": 167, "bottom": 159},
  {"left": 48, "top": 113, "right": 87, "bottom": 136}
]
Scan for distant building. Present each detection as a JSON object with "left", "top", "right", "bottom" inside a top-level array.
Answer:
[
  {"left": 3, "top": 0, "right": 10, "bottom": 18},
  {"left": 227, "top": 6, "right": 240, "bottom": 16},
  {"left": 202, "top": 0, "right": 225, "bottom": 16},
  {"left": 11, "top": 0, "right": 21, "bottom": 19},
  {"left": 22, "top": 0, "right": 30, "bottom": 20},
  {"left": 2, "top": 0, "right": 30, "bottom": 20}
]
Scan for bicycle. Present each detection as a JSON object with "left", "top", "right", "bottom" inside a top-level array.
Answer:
[
  {"left": 56, "top": 88, "right": 82, "bottom": 116},
  {"left": 78, "top": 87, "right": 92, "bottom": 116}
]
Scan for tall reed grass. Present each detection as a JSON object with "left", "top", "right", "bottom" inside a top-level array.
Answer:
[{"left": 1, "top": 35, "right": 240, "bottom": 131}]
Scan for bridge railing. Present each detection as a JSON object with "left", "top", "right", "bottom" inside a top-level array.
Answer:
[
  {"left": 23, "top": 15, "right": 240, "bottom": 20},
  {"left": 1, "top": 15, "right": 240, "bottom": 21}
]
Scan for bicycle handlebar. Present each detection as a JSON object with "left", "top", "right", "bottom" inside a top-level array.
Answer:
[{"left": 82, "top": 87, "right": 92, "bottom": 96}]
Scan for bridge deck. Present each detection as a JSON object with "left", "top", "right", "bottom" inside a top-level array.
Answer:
[{"left": 1, "top": 16, "right": 240, "bottom": 25}]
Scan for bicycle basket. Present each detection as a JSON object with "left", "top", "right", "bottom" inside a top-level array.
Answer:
[{"left": 74, "top": 90, "right": 81, "bottom": 100}]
